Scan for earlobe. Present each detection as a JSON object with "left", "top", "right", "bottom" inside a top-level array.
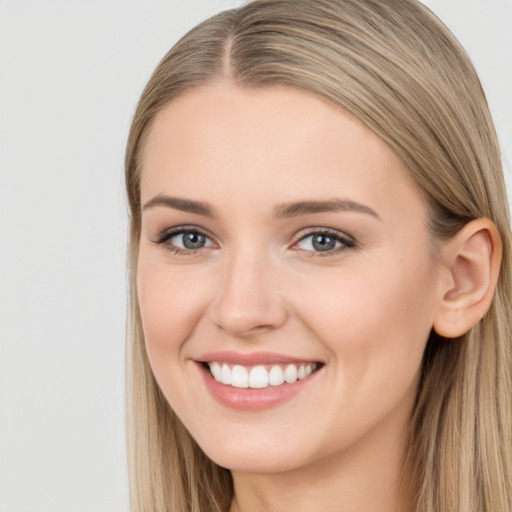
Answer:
[{"left": 433, "top": 218, "right": 502, "bottom": 338}]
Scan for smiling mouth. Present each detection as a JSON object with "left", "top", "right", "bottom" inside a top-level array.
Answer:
[{"left": 205, "top": 362, "right": 320, "bottom": 389}]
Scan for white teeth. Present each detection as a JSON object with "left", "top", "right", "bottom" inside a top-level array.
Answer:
[
  {"left": 210, "top": 362, "right": 222, "bottom": 382},
  {"left": 231, "top": 365, "right": 249, "bottom": 388},
  {"left": 284, "top": 364, "right": 298, "bottom": 384},
  {"left": 249, "top": 365, "right": 269, "bottom": 388},
  {"left": 269, "top": 365, "right": 285, "bottom": 386},
  {"left": 207, "top": 361, "right": 318, "bottom": 388},
  {"left": 221, "top": 363, "right": 232, "bottom": 385}
]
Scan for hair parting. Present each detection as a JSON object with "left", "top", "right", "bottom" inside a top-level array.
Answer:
[{"left": 125, "top": 1, "right": 512, "bottom": 510}]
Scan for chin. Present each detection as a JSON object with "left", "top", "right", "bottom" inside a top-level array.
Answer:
[
  {"left": 206, "top": 448, "right": 303, "bottom": 475},
  {"left": 194, "top": 428, "right": 308, "bottom": 474}
]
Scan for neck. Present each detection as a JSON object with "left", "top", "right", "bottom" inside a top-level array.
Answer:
[{"left": 229, "top": 414, "right": 417, "bottom": 512}]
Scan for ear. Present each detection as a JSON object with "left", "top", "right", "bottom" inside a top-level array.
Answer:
[{"left": 433, "top": 218, "right": 502, "bottom": 338}]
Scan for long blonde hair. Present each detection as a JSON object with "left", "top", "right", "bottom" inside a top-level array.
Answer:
[{"left": 124, "top": 1, "right": 512, "bottom": 510}]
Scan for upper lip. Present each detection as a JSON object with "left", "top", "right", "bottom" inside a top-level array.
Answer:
[{"left": 196, "top": 351, "right": 321, "bottom": 366}]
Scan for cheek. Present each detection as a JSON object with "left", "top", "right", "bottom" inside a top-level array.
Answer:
[
  {"left": 136, "top": 252, "right": 209, "bottom": 368},
  {"left": 294, "top": 252, "right": 438, "bottom": 389}
]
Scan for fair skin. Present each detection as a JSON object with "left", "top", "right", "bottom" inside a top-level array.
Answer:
[{"left": 136, "top": 83, "right": 500, "bottom": 512}]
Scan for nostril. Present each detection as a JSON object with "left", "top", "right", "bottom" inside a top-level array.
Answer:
[
  {"left": 208, "top": 270, "right": 288, "bottom": 337},
  {"left": 213, "top": 315, "right": 285, "bottom": 338}
]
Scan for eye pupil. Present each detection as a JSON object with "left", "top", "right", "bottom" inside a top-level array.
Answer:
[
  {"left": 183, "top": 232, "right": 206, "bottom": 249},
  {"left": 312, "top": 234, "right": 336, "bottom": 251}
]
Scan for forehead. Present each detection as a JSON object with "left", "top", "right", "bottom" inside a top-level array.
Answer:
[{"left": 139, "top": 83, "right": 425, "bottom": 222}]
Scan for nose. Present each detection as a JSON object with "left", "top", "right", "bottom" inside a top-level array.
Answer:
[{"left": 208, "top": 250, "right": 288, "bottom": 339}]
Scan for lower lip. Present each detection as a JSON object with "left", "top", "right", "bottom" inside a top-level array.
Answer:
[{"left": 197, "top": 363, "right": 321, "bottom": 412}]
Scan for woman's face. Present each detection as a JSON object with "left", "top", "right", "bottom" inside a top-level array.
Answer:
[{"left": 137, "top": 84, "right": 446, "bottom": 474}]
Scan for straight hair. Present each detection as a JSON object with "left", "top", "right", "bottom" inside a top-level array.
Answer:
[{"left": 125, "top": 1, "right": 512, "bottom": 510}]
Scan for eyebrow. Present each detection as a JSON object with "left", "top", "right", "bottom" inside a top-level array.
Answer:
[
  {"left": 273, "top": 199, "right": 380, "bottom": 220},
  {"left": 142, "top": 194, "right": 380, "bottom": 220},
  {"left": 142, "top": 195, "right": 216, "bottom": 217}
]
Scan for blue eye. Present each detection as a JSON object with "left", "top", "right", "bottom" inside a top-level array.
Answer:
[
  {"left": 153, "top": 228, "right": 214, "bottom": 254},
  {"left": 295, "top": 230, "right": 355, "bottom": 254},
  {"left": 170, "top": 231, "right": 212, "bottom": 250}
]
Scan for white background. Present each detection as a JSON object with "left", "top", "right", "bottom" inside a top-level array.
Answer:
[{"left": 0, "top": 1, "right": 510, "bottom": 511}]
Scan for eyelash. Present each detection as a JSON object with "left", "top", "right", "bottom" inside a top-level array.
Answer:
[
  {"left": 152, "top": 226, "right": 357, "bottom": 257},
  {"left": 294, "top": 228, "right": 356, "bottom": 257},
  {"left": 152, "top": 226, "right": 214, "bottom": 256}
]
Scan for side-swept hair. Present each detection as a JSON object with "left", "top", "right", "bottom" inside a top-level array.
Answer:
[{"left": 125, "top": 1, "right": 512, "bottom": 510}]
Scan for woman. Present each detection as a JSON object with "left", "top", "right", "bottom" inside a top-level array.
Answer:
[{"left": 124, "top": 1, "right": 512, "bottom": 511}]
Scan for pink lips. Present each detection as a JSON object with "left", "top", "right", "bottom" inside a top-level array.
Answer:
[
  {"left": 196, "top": 351, "right": 322, "bottom": 412},
  {"left": 197, "top": 351, "right": 316, "bottom": 366}
]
